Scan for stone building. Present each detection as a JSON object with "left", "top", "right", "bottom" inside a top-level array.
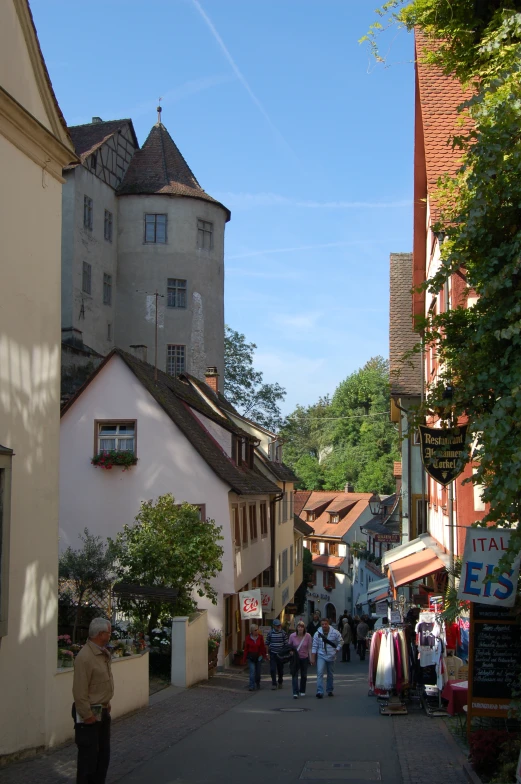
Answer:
[{"left": 61, "top": 111, "right": 230, "bottom": 385}]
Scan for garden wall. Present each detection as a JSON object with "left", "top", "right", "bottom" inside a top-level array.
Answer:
[
  {"left": 49, "top": 652, "right": 149, "bottom": 747},
  {"left": 171, "top": 611, "right": 208, "bottom": 688}
]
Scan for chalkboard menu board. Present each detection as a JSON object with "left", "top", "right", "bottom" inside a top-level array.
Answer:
[
  {"left": 474, "top": 604, "right": 515, "bottom": 622},
  {"left": 472, "top": 621, "right": 521, "bottom": 698}
]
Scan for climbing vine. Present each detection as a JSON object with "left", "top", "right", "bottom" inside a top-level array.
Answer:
[{"left": 363, "top": 3, "right": 521, "bottom": 565}]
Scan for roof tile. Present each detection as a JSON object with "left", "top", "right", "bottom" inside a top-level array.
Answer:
[{"left": 389, "top": 252, "right": 422, "bottom": 396}]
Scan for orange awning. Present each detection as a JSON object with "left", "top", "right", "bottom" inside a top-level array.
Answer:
[{"left": 388, "top": 548, "right": 446, "bottom": 589}]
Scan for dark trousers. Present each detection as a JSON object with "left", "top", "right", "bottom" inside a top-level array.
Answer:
[
  {"left": 75, "top": 711, "right": 111, "bottom": 784},
  {"left": 342, "top": 643, "right": 351, "bottom": 662},
  {"left": 269, "top": 654, "right": 284, "bottom": 684},
  {"left": 291, "top": 656, "right": 309, "bottom": 694},
  {"left": 357, "top": 639, "right": 366, "bottom": 660}
]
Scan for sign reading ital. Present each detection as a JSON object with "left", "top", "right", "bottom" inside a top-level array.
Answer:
[{"left": 418, "top": 425, "right": 468, "bottom": 486}]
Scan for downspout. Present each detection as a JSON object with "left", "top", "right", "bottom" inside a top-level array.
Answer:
[{"left": 270, "top": 483, "right": 285, "bottom": 614}]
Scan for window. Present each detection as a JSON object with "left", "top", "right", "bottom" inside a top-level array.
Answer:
[
  {"left": 96, "top": 421, "right": 136, "bottom": 454},
  {"left": 282, "top": 493, "right": 288, "bottom": 523},
  {"left": 145, "top": 213, "right": 167, "bottom": 243},
  {"left": 277, "top": 555, "right": 281, "bottom": 587},
  {"left": 282, "top": 549, "right": 288, "bottom": 583},
  {"left": 330, "top": 514, "right": 340, "bottom": 524},
  {"left": 307, "top": 511, "right": 315, "bottom": 522},
  {"left": 166, "top": 344, "right": 185, "bottom": 376},
  {"left": 262, "top": 568, "right": 272, "bottom": 586},
  {"left": 311, "top": 541, "right": 319, "bottom": 555},
  {"left": 290, "top": 545, "right": 294, "bottom": 574},
  {"left": 103, "top": 273, "right": 112, "bottom": 305},
  {"left": 107, "top": 323, "right": 112, "bottom": 341},
  {"left": 167, "top": 278, "right": 187, "bottom": 308},
  {"left": 0, "top": 448, "right": 13, "bottom": 637},
  {"left": 260, "top": 503, "right": 268, "bottom": 537},
  {"left": 249, "top": 505, "right": 258, "bottom": 542},
  {"left": 104, "top": 210, "right": 113, "bottom": 241},
  {"left": 197, "top": 219, "right": 213, "bottom": 249},
  {"left": 310, "top": 570, "right": 317, "bottom": 586},
  {"left": 233, "top": 506, "right": 241, "bottom": 548},
  {"left": 241, "top": 505, "right": 248, "bottom": 547},
  {"left": 323, "top": 571, "right": 335, "bottom": 589},
  {"left": 82, "top": 261, "right": 92, "bottom": 294},
  {"left": 83, "top": 196, "right": 93, "bottom": 229},
  {"left": 90, "top": 154, "right": 97, "bottom": 171},
  {"left": 327, "top": 543, "right": 338, "bottom": 556}
]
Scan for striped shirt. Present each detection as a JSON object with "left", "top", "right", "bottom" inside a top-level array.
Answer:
[{"left": 267, "top": 629, "right": 288, "bottom": 654}]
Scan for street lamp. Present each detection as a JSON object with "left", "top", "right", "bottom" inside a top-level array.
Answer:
[{"left": 368, "top": 492, "right": 382, "bottom": 517}]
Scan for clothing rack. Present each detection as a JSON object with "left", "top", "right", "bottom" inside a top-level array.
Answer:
[
  {"left": 415, "top": 614, "right": 449, "bottom": 717},
  {"left": 368, "top": 627, "right": 411, "bottom": 716}
]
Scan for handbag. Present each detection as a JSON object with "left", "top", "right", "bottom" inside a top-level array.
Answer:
[{"left": 275, "top": 644, "right": 294, "bottom": 664}]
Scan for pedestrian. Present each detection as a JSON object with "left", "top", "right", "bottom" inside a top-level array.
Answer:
[
  {"left": 72, "top": 617, "right": 113, "bottom": 784},
  {"left": 307, "top": 611, "right": 321, "bottom": 637},
  {"left": 356, "top": 616, "right": 369, "bottom": 660},
  {"left": 288, "top": 620, "right": 312, "bottom": 698},
  {"left": 310, "top": 617, "right": 342, "bottom": 698},
  {"left": 341, "top": 618, "right": 352, "bottom": 662},
  {"left": 337, "top": 610, "right": 348, "bottom": 630},
  {"left": 242, "top": 623, "right": 267, "bottom": 691},
  {"left": 266, "top": 618, "right": 288, "bottom": 690}
]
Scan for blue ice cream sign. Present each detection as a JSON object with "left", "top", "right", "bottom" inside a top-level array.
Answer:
[{"left": 457, "top": 529, "right": 520, "bottom": 607}]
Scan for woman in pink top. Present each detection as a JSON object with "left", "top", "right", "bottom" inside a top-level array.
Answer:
[{"left": 289, "top": 621, "right": 312, "bottom": 698}]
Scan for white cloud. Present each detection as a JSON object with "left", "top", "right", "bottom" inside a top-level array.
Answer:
[
  {"left": 226, "top": 267, "right": 299, "bottom": 280},
  {"left": 227, "top": 240, "right": 381, "bottom": 260}
]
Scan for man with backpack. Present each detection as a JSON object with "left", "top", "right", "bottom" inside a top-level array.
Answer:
[
  {"left": 310, "top": 618, "right": 342, "bottom": 698},
  {"left": 266, "top": 619, "right": 289, "bottom": 690}
]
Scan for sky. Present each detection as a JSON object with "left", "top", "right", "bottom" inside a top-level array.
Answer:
[{"left": 31, "top": 0, "right": 414, "bottom": 414}]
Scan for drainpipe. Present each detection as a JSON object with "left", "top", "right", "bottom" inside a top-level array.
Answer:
[{"left": 270, "top": 484, "right": 285, "bottom": 617}]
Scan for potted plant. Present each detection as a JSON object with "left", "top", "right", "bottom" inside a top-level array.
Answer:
[
  {"left": 208, "top": 629, "right": 221, "bottom": 673},
  {"left": 233, "top": 649, "right": 244, "bottom": 666},
  {"left": 91, "top": 450, "right": 138, "bottom": 471}
]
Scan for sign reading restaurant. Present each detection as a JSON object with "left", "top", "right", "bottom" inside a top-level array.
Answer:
[{"left": 418, "top": 425, "right": 468, "bottom": 486}]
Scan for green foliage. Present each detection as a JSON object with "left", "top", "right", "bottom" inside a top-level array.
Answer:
[
  {"left": 224, "top": 325, "right": 286, "bottom": 431},
  {"left": 59, "top": 528, "right": 114, "bottom": 642},
  {"left": 109, "top": 494, "right": 224, "bottom": 636},
  {"left": 280, "top": 358, "right": 399, "bottom": 493}
]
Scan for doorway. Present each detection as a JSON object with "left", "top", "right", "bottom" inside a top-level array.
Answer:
[{"left": 325, "top": 603, "right": 336, "bottom": 623}]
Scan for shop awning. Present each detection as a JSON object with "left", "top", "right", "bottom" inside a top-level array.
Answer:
[
  {"left": 388, "top": 548, "right": 446, "bottom": 589},
  {"left": 382, "top": 532, "right": 450, "bottom": 569},
  {"left": 367, "top": 578, "right": 390, "bottom": 600},
  {"left": 371, "top": 591, "right": 389, "bottom": 603}
]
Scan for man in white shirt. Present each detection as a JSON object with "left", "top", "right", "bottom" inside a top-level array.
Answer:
[{"left": 310, "top": 618, "right": 342, "bottom": 698}]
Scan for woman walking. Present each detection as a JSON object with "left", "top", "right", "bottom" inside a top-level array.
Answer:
[
  {"left": 242, "top": 624, "right": 267, "bottom": 691},
  {"left": 289, "top": 621, "right": 312, "bottom": 698}
]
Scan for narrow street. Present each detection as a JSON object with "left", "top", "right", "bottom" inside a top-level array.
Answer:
[{"left": 0, "top": 655, "right": 468, "bottom": 784}]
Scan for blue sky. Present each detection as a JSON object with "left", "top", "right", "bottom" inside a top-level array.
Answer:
[{"left": 32, "top": 0, "right": 414, "bottom": 413}]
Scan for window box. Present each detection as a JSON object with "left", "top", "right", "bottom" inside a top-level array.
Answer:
[{"left": 91, "top": 450, "right": 138, "bottom": 471}]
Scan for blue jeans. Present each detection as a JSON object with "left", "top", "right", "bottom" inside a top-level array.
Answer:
[
  {"left": 316, "top": 657, "right": 335, "bottom": 695},
  {"left": 248, "top": 658, "right": 262, "bottom": 688}
]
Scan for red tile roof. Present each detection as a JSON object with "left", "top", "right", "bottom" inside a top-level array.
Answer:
[
  {"left": 294, "top": 491, "right": 312, "bottom": 517},
  {"left": 298, "top": 492, "right": 372, "bottom": 538},
  {"left": 311, "top": 555, "right": 346, "bottom": 571},
  {"left": 415, "top": 30, "right": 474, "bottom": 216},
  {"left": 117, "top": 123, "right": 230, "bottom": 220},
  {"left": 389, "top": 253, "right": 422, "bottom": 396}
]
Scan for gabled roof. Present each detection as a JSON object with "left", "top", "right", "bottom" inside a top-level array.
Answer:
[
  {"left": 61, "top": 349, "right": 279, "bottom": 497},
  {"left": 117, "top": 122, "right": 231, "bottom": 220},
  {"left": 293, "top": 515, "right": 314, "bottom": 537},
  {"left": 256, "top": 452, "right": 298, "bottom": 483},
  {"left": 299, "top": 492, "right": 372, "bottom": 539},
  {"left": 415, "top": 30, "right": 474, "bottom": 214},
  {"left": 294, "top": 491, "right": 312, "bottom": 517},
  {"left": 68, "top": 118, "right": 139, "bottom": 166},
  {"left": 389, "top": 252, "right": 422, "bottom": 397}
]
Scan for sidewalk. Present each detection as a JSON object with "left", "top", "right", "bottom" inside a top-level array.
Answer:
[{"left": 0, "top": 659, "right": 471, "bottom": 783}]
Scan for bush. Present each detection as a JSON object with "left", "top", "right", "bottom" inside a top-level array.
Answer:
[{"left": 469, "top": 730, "right": 517, "bottom": 777}]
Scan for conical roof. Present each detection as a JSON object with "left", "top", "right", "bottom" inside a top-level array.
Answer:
[{"left": 117, "top": 123, "right": 230, "bottom": 220}]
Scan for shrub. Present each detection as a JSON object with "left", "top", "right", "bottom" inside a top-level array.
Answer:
[{"left": 469, "top": 730, "right": 516, "bottom": 777}]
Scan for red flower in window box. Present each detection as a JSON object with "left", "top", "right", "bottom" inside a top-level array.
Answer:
[
  {"left": 91, "top": 450, "right": 138, "bottom": 471},
  {"left": 325, "top": 585, "right": 333, "bottom": 592}
]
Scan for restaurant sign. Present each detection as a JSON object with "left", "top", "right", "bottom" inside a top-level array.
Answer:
[
  {"left": 418, "top": 425, "right": 468, "bottom": 486},
  {"left": 239, "top": 589, "right": 262, "bottom": 620},
  {"left": 374, "top": 532, "right": 400, "bottom": 543},
  {"left": 261, "top": 587, "right": 274, "bottom": 613},
  {"left": 457, "top": 529, "right": 520, "bottom": 608}
]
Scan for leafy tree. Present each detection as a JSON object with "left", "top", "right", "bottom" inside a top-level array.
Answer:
[
  {"left": 224, "top": 326, "right": 286, "bottom": 431},
  {"left": 59, "top": 529, "right": 114, "bottom": 642},
  {"left": 109, "top": 494, "right": 224, "bottom": 636},
  {"left": 279, "top": 397, "right": 331, "bottom": 489},
  {"left": 363, "top": 3, "right": 521, "bottom": 566}
]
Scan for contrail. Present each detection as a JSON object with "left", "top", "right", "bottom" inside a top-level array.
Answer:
[{"left": 191, "top": 0, "right": 296, "bottom": 157}]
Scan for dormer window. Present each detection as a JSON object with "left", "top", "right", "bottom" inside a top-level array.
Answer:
[
  {"left": 307, "top": 511, "right": 316, "bottom": 522},
  {"left": 329, "top": 513, "right": 340, "bottom": 524}
]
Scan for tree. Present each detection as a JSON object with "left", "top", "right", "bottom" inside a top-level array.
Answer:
[
  {"left": 59, "top": 529, "right": 114, "bottom": 642},
  {"left": 363, "top": 3, "right": 521, "bottom": 565},
  {"left": 224, "top": 326, "right": 286, "bottom": 431},
  {"left": 109, "top": 494, "right": 224, "bottom": 635}
]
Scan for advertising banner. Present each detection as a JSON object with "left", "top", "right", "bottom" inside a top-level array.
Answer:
[
  {"left": 418, "top": 425, "right": 468, "bottom": 486},
  {"left": 457, "top": 528, "right": 520, "bottom": 607},
  {"left": 239, "top": 589, "right": 263, "bottom": 620},
  {"left": 260, "top": 587, "right": 274, "bottom": 613}
]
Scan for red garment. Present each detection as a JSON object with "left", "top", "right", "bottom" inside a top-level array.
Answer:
[
  {"left": 445, "top": 622, "right": 461, "bottom": 650},
  {"left": 242, "top": 633, "right": 267, "bottom": 665}
]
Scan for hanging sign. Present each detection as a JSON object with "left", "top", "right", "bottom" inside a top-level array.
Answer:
[
  {"left": 239, "top": 589, "right": 262, "bottom": 620},
  {"left": 457, "top": 528, "right": 520, "bottom": 607},
  {"left": 374, "top": 532, "right": 401, "bottom": 543},
  {"left": 418, "top": 425, "right": 468, "bottom": 486},
  {"left": 260, "top": 587, "right": 274, "bottom": 613}
]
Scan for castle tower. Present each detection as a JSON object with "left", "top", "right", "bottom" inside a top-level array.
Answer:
[{"left": 116, "top": 112, "right": 230, "bottom": 379}]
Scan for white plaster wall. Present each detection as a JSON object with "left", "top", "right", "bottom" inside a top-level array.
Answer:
[
  {"left": 50, "top": 653, "right": 149, "bottom": 747},
  {"left": 232, "top": 498, "right": 271, "bottom": 591},
  {"left": 59, "top": 356, "right": 236, "bottom": 648},
  {"left": 0, "top": 135, "right": 63, "bottom": 755},
  {"left": 171, "top": 611, "right": 208, "bottom": 688},
  {"left": 116, "top": 194, "right": 226, "bottom": 379}
]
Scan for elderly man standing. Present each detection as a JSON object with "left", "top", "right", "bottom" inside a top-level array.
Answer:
[
  {"left": 310, "top": 618, "right": 342, "bottom": 698},
  {"left": 73, "top": 617, "right": 114, "bottom": 784}
]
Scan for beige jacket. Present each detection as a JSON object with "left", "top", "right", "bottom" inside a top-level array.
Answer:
[{"left": 73, "top": 640, "right": 114, "bottom": 721}]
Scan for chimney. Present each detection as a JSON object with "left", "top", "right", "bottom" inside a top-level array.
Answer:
[
  {"left": 344, "top": 482, "right": 354, "bottom": 493},
  {"left": 129, "top": 344, "right": 148, "bottom": 363},
  {"left": 91, "top": 116, "right": 103, "bottom": 124},
  {"left": 204, "top": 366, "right": 219, "bottom": 394}
]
